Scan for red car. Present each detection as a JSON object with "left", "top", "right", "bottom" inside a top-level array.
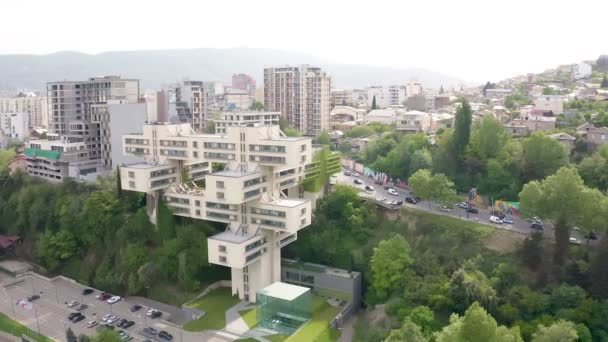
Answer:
[{"left": 96, "top": 292, "right": 112, "bottom": 301}]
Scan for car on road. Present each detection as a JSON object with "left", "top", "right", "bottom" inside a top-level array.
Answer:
[
  {"left": 439, "top": 205, "right": 452, "bottom": 212},
  {"left": 388, "top": 200, "right": 403, "bottom": 206},
  {"left": 343, "top": 171, "right": 351, "bottom": 176},
  {"left": 107, "top": 296, "right": 121, "bottom": 304},
  {"left": 490, "top": 210, "right": 506, "bottom": 219},
  {"left": 405, "top": 197, "right": 419, "bottom": 204},
  {"left": 375, "top": 196, "right": 387, "bottom": 202},
  {"left": 466, "top": 207, "right": 479, "bottom": 214},
  {"left": 142, "top": 327, "right": 159, "bottom": 336},
  {"left": 87, "top": 321, "right": 98, "bottom": 328},
  {"left": 387, "top": 188, "right": 399, "bottom": 196},
  {"left": 531, "top": 222, "right": 544, "bottom": 230},
  {"left": 353, "top": 179, "right": 363, "bottom": 185},
  {"left": 569, "top": 237, "right": 582, "bottom": 245},
  {"left": 102, "top": 314, "right": 117, "bottom": 323},
  {"left": 130, "top": 304, "right": 142, "bottom": 312},
  {"left": 67, "top": 312, "right": 80, "bottom": 320},
  {"left": 384, "top": 186, "right": 393, "bottom": 191},
  {"left": 159, "top": 331, "right": 173, "bottom": 341},
  {"left": 76, "top": 304, "right": 88, "bottom": 312},
  {"left": 585, "top": 231, "right": 598, "bottom": 240},
  {"left": 146, "top": 309, "right": 162, "bottom": 319},
  {"left": 97, "top": 324, "right": 115, "bottom": 331},
  {"left": 457, "top": 202, "right": 468, "bottom": 209},
  {"left": 489, "top": 216, "right": 503, "bottom": 224},
  {"left": 67, "top": 300, "right": 79, "bottom": 308},
  {"left": 97, "top": 293, "right": 112, "bottom": 301},
  {"left": 353, "top": 173, "right": 360, "bottom": 178},
  {"left": 365, "top": 185, "right": 375, "bottom": 192},
  {"left": 122, "top": 321, "right": 135, "bottom": 329},
  {"left": 107, "top": 316, "right": 119, "bottom": 324},
  {"left": 82, "top": 288, "right": 94, "bottom": 295},
  {"left": 27, "top": 295, "right": 40, "bottom": 302},
  {"left": 503, "top": 217, "right": 514, "bottom": 224}
]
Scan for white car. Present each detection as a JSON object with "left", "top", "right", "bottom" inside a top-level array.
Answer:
[
  {"left": 387, "top": 188, "right": 399, "bottom": 196},
  {"left": 489, "top": 216, "right": 503, "bottom": 224},
  {"left": 569, "top": 237, "right": 581, "bottom": 245},
  {"left": 375, "top": 196, "right": 387, "bottom": 202},
  {"left": 102, "top": 314, "right": 112, "bottom": 322},
  {"left": 67, "top": 300, "right": 79, "bottom": 308},
  {"left": 457, "top": 202, "right": 468, "bottom": 209},
  {"left": 86, "top": 320, "right": 98, "bottom": 328},
  {"left": 107, "top": 296, "right": 121, "bottom": 304},
  {"left": 106, "top": 315, "right": 118, "bottom": 324}
]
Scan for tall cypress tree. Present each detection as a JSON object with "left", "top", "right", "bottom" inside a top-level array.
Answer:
[
  {"left": 453, "top": 99, "right": 473, "bottom": 157},
  {"left": 116, "top": 166, "right": 123, "bottom": 198},
  {"left": 371, "top": 95, "right": 377, "bottom": 110},
  {"left": 601, "top": 74, "right": 608, "bottom": 89}
]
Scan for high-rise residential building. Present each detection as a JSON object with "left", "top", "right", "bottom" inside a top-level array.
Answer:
[
  {"left": 0, "top": 93, "right": 48, "bottom": 128},
  {"left": 47, "top": 76, "right": 139, "bottom": 135},
  {"left": 119, "top": 122, "right": 340, "bottom": 302},
  {"left": 232, "top": 74, "right": 257, "bottom": 96},
  {"left": 0, "top": 112, "right": 29, "bottom": 148},
  {"left": 386, "top": 85, "right": 407, "bottom": 106},
  {"left": 264, "top": 65, "right": 331, "bottom": 136},
  {"left": 175, "top": 81, "right": 208, "bottom": 132}
]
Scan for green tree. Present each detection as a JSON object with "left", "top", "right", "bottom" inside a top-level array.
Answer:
[
  {"left": 66, "top": 327, "right": 77, "bottom": 342},
  {"left": 386, "top": 320, "right": 428, "bottom": 342},
  {"left": 250, "top": 101, "right": 265, "bottom": 111},
  {"left": 589, "top": 239, "right": 608, "bottom": 298},
  {"left": 542, "top": 87, "right": 556, "bottom": 95},
  {"left": 115, "top": 166, "right": 123, "bottom": 198},
  {"left": 407, "top": 306, "right": 435, "bottom": 335},
  {"left": 338, "top": 141, "right": 352, "bottom": 154},
  {"left": 78, "top": 334, "right": 91, "bottom": 342},
  {"left": 370, "top": 234, "right": 413, "bottom": 300},
  {"left": 453, "top": 99, "right": 473, "bottom": 159},
  {"left": 0, "top": 149, "right": 16, "bottom": 174},
  {"left": 601, "top": 74, "right": 608, "bottom": 89},
  {"left": 532, "top": 320, "right": 578, "bottom": 342},
  {"left": 36, "top": 230, "right": 79, "bottom": 269},
  {"left": 434, "top": 302, "right": 523, "bottom": 342},
  {"left": 469, "top": 116, "right": 509, "bottom": 160},
  {"left": 92, "top": 329, "right": 123, "bottom": 342},
  {"left": 550, "top": 285, "right": 586, "bottom": 310},
  {"left": 315, "top": 130, "right": 331, "bottom": 145},
  {"left": 519, "top": 166, "right": 608, "bottom": 265},
  {"left": 521, "top": 132, "right": 569, "bottom": 183},
  {"left": 578, "top": 145, "right": 608, "bottom": 191},
  {"left": 372, "top": 95, "right": 377, "bottom": 110},
  {"left": 449, "top": 260, "right": 497, "bottom": 312},
  {"left": 409, "top": 169, "right": 457, "bottom": 206},
  {"left": 409, "top": 148, "right": 433, "bottom": 175}
]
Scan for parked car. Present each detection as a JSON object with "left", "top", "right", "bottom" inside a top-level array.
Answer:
[
  {"left": 130, "top": 304, "right": 142, "bottom": 312},
  {"left": 159, "top": 331, "right": 173, "bottom": 341},
  {"left": 364, "top": 185, "right": 375, "bottom": 192},
  {"left": 122, "top": 321, "right": 135, "bottom": 329},
  {"left": 457, "top": 202, "right": 468, "bottom": 209},
  {"left": 97, "top": 293, "right": 112, "bottom": 301},
  {"left": 569, "top": 237, "right": 582, "bottom": 245},
  {"left": 67, "top": 300, "right": 79, "bottom": 308},
  {"left": 146, "top": 309, "right": 162, "bottom": 319},
  {"left": 489, "top": 216, "right": 503, "bottom": 224},
  {"left": 117, "top": 319, "right": 128, "bottom": 328},
  {"left": 387, "top": 188, "right": 399, "bottom": 196},
  {"left": 343, "top": 171, "right": 351, "bottom": 176},
  {"left": 67, "top": 312, "right": 80, "bottom": 320},
  {"left": 107, "top": 296, "right": 121, "bottom": 304},
  {"left": 466, "top": 207, "right": 479, "bottom": 214},
  {"left": 107, "top": 316, "right": 119, "bottom": 324},
  {"left": 71, "top": 313, "right": 86, "bottom": 323},
  {"left": 503, "top": 217, "right": 514, "bottom": 224},
  {"left": 439, "top": 205, "right": 452, "bottom": 212},
  {"left": 353, "top": 179, "right": 362, "bottom": 185},
  {"left": 82, "top": 288, "right": 94, "bottom": 295},
  {"left": 143, "top": 327, "right": 159, "bottom": 335},
  {"left": 406, "top": 197, "right": 419, "bottom": 204},
  {"left": 375, "top": 196, "right": 387, "bottom": 202},
  {"left": 490, "top": 210, "right": 506, "bottom": 219},
  {"left": 531, "top": 222, "right": 544, "bottom": 230},
  {"left": 76, "top": 304, "right": 88, "bottom": 312},
  {"left": 27, "top": 295, "right": 40, "bottom": 302},
  {"left": 384, "top": 186, "right": 393, "bottom": 191},
  {"left": 86, "top": 320, "right": 98, "bottom": 328}
]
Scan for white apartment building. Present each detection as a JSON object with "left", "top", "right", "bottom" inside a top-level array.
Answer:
[
  {"left": 47, "top": 76, "right": 140, "bottom": 135},
  {"left": 331, "top": 89, "right": 353, "bottom": 107},
  {"left": 0, "top": 94, "right": 48, "bottom": 128},
  {"left": 405, "top": 82, "right": 424, "bottom": 97},
  {"left": 386, "top": 85, "right": 406, "bottom": 106},
  {"left": 0, "top": 112, "right": 29, "bottom": 141},
  {"left": 264, "top": 65, "right": 332, "bottom": 136},
  {"left": 364, "top": 109, "right": 403, "bottom": 124},
  {"left": 366, "top": 86, "right": 386, "bottom": 108},
  {"left": 214, "top": 112, "right": 280, "bottom": 134},
  {"left": 173, "top": 81, "right": 209, "bottom": 132},
  {"left": 573, "top": 62, "right": 592, "bottom": 80},
  {"left": 224, "top": 89, "right": 253, "bottom": 111},
  {"left": 120, "top": 123, "right": 333, "bottom": 302},
  {"left": 534, "top": 95, "right": 564, "bottom": 115},
  {"left": 396, "top": 110, "right": 431, "bottom": 133}
]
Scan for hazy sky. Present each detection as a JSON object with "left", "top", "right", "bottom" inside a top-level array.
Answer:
[{"left": 1, "top": 0, "right": 606, "bottom": 82}]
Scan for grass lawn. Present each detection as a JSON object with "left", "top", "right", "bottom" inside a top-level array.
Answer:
[
  {"left": 0, "top": 312, "right": 53, "bottom": 342},
  {"left": 267, "top": 334, "right": 290, "bottom": 341},
  {"left": 239, "top": 308, "right": 258, "bottom": 328},
  {"left": 286, "top": 296, "right": 341, "bottom": 342},
  {"left": 183, "top": 287, "right": 241, "bottom": 331}
]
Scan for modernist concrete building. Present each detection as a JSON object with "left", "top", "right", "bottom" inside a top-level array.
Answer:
[
  {"left": 213, "top": 111, "right": 280, "bottom": 134},
  {"left": 119, "top": 123, "right": 340, "bottom": 302},
  {"left": 264, "top": 65, "right": 331, "bottom": 136},
  {"left": 0, "top": 93, "right": 48, "bottom": 128},
  {"left": 47, "top": 76, "right": 139, "bottom": 135},
  {"left": 0, "top": 112, "right": 29, "bottom": 142}
]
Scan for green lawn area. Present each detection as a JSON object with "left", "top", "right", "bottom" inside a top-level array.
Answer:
[
  {"left": 239, "top": 308, "right": 258, "bottom": 328},
  {"left": 183, "top": 287, "right": 241, "bottom": 331},
  {"left": 0, "top": 312, "right": 53, "bottom": 342},
  {"left": 267, "top": 334, "right": 290, "bottom": 341},
  {"left": 285, "top": 296, "right": 341, "bottom": 342}
]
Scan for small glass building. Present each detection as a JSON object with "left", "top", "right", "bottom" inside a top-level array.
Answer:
[{"left": 257, "top": 282, "right": 312, "bottom": 335}]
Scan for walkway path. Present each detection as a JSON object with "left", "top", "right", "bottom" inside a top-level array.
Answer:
[{"left": 225, "top": 301, "right": 254, "bottom": 334}]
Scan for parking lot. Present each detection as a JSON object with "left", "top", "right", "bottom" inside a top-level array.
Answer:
[{"left": 0, "top": 274, "right": 187, "bottom": 342}]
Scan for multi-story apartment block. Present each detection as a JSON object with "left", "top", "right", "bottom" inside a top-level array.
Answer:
[
  {"left": 331, "top": 89, "right": 354, "bottom": 107},
  {"left": 405, "top": 82, "right": 424, "bottom": 97},
  {"left": 47, "top": 76, "right": 139, "bottom": 135},
  {"left": 119, "top": 122, "right": 340, "bottom": 302},
  {"left": 0, "top": 112, "right": 29, "bottom": 141},
  {"left": 386, "top": 85, "right": 406, "bottom": 106},
  {"left": 365, "top": 86, "right": 386, "bottom": 108},
  {"left": 214, "top": 111, "right": 280, "bottom": 134},
  {"left": 224, "top": 89, "right": 253, "bottom": 111},
  {"left": 0, "top": 93, "right": 48, "bottom": 128},
  {"left": 534, "top": 95, "right": 563, "bottom": 115},
  {"left": 172, "top": 81, "right": 208, "bottom": 132},
  {"left": 396, "top": 110, "right": 431, "bottom": 134},
  {"left": 232, "top": 74, "right": 257, "bottom": 96},
  {"left": 264, "top": 65, "right": 331, "bottom": 136}
]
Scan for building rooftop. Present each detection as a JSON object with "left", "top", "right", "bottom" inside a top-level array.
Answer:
[
  {"left": 123, "top": 163, "right": 166, "bottom": 170},
  {"left": 258, "top": 282, "right": 310, "bottom": 301},
  {"left": 262, "top": 197, "right": 307, "bottom": 208},
  {"left": 213, "top": 168, "right": 259, "bottom": 178},
  {"left": 282, "top": 258, "right": 361, "bottom": 279},
  {"left": 209, "top": 229, "right": 259, "bottom": 244}
]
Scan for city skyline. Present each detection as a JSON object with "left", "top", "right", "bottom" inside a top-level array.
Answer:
[{"left": 1, "top": 0, "right": 606, "bottom": 82}]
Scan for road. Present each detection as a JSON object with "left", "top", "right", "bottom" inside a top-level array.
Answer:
[{"left": 335, "top": 170, "right": 595, "bottom": 244}]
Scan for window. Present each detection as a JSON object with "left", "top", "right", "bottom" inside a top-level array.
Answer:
[
  {"left": 193, "top": 141, "right": 198, "bottom": 148},
  {"left": 195, "top": 200, "right": 201, "bottom": 207},
  {"left": 301, "top": 155, "right": 306, "bottom": 162},
  {"left": 301, "top": 144, "right": 306, "bottom": 151},
  {"left": 217, "top": 192, "right": 225, "bottom": 200},
  {"left": 128, "top": 171, "right": 134, "bottom": 178},
  {"left": 195, "top": 209, "right": 201, "bottom": 216},
  {"left": 301, "top": 274, "right": 314, "bottom": 284},
  {"left": 301, "top": 208, "right": 306, "bottom": 215},
  {"left": 216, "top": 181, "right": 225, "bottom": 188},
  {"left": 129, "top": 181, "right": 135, "bottom": 188},
  {"left": 193, "top": 151, "right": 198, "bottom": 158},
  {"left": 219, "top": 256, "right": 227, "bottom": 263},
  {"left": 301, "top": 218, "right": 307, "bottom": 225},
  {"left": 219, "top": 245, "right": 227, "bottom": 252}
]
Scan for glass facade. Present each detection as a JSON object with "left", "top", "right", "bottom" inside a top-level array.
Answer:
[{"left": 257, "top": 284, "right": 312, "bottom": 335}]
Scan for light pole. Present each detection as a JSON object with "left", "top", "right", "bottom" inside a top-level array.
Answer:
[
  {"left": 55, "top": 285, "right": 59, "bottom": 304},
  {"left": 8, "top": 291, "right": 16, "bottom": 319},
  {"left": 34, "top": 305, "right": 41, "bottom": 335}
]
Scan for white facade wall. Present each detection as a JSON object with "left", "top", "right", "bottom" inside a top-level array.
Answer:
[
  {"left": 0, "top": 112, "right": 28, "bottom": 140},
  {"left": 534, "top": 96, "right": 564, "bottom": 115},
  {"left": 366, "top": 86, "right": 386, "bottom": 108},
  {"left": 0, "top": 96, "right": 47, "bottom": 128},
  {"left": 573, "top": 62, "right": 592, "bottom": 79}
]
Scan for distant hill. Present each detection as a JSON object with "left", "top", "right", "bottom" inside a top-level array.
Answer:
[{"left": 0, "top": 48, "right": 466, "bottom": 91}]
